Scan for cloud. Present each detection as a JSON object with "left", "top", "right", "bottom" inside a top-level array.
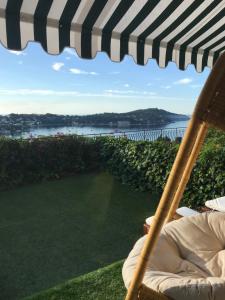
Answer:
[
  {"left": 105, "top": 89, "right": 135, "bottom": 94},
  {"left": 0, "top": 88, "right": 163, "bottom": 101},
  {"left": 161, "top": 85, "right": 171, "bottom": 89},
  {"left": 109, "top": 71, "right": 120, "bottom": 75},
  {"left": 52, "top": 62, "right": 64, "bottom": 71},
  {"left": 0, "top": 89, "right": 79, "bottom": 96},
  {"left": 8, "top": 50, "right": 26, "bottom": 56},
  {"left": 90, "top": 71, "right": 98, "bottom": 75},
  {"left": 143, "top": 91, "right": 156, "bottom": 95},
  {"left": 0, "top": 89, "right": 190, "bottom": 103},
  {"left": 124, "top": 83, "right": 130, "bottom": 88},
  {"left": 64, "top": 48, "right": 78, "bottom": 57},
  {"left": 104, "top": 89, "right": 156, "bottom": 96},
  {"left": 70, "top": 68, "right": 98, "bottom": 75},
  {"left": 0, "top": 88, "right": 140, "bottom": 98},
  {"left": 174, "top": 78, "right": 193, "bottom": 85},
  {"left": 69, "top": 68, "right": 85, "bottom": 74}
]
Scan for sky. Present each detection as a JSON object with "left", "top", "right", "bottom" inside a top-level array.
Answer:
[{"left": 0, "top": 42, "right": 210, "bottom": 116}]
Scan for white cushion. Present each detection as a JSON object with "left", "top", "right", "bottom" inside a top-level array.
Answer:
[
  {"left": 123, "top": 212, "right": 225, "bottom": 300},
  {"left": 145, "top": 216, "right": 155, "bottom": 226},
  {"left": 205, "top": 196, "right": 225, "bottom": 212},
  {"left": 145, "top": 207, "right": 199, "bottom": 225},
  {"left": 176, "top": 206, "right": 200, "bottom": 217}
]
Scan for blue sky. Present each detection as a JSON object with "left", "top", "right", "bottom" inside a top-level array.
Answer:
[{"left": 0, "top": 42, "right": 210, "bottom": 115}]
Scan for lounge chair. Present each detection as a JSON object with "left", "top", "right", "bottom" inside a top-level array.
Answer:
[
  {"left": 144, "top": 196, "right": 225, "bottom": 234},
  {"left": 123, "top": 212, "right": 225, "bottom": 300},
  {"left": 144, "top": 206, "right": 199, "bottom": 234}
]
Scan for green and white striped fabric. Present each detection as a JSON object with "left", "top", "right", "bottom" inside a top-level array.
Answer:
[{"left": 1, "top": 0, "right": 225, "bottom": 72}]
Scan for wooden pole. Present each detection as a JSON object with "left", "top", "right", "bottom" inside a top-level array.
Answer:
[
  {"left": 165, "top": 122, "right": 208, "bottom": 223},
  {"left": 125, "top": 51, "right": 225, "bottom": 300},
  {"left": 126, "top": 52, "right": 225, "bottom": 300},
  {"left": 125, "top": 116, "right": 202, "bottom": 300}
]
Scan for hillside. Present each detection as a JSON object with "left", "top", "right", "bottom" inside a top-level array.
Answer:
[
  {"left": 76, "top": 108, "right": 189, "bottom": 126},
  {"left": 0, "top": 108, "right": 189, "bottom": 129}
]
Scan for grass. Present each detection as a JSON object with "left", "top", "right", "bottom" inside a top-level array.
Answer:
[
  {"left": 25, "top": 261, "right": 126, "bottom": 300},
  {"left": 0, "top": 172, "right": 159, "bottom": 300}
]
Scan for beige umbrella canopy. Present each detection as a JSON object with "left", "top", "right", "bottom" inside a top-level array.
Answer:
[{"left": 1, "top": 1, "right": 225, "bottom": 299}]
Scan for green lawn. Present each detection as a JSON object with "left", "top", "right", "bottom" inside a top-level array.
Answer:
[
  {"left": 0, "top": 172, "right": 159, "bottom": 300},
  {"left": 26, "top": 261, "right": 125, "bottom": 300}
]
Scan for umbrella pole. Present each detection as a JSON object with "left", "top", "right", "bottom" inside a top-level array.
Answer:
[
  {"left": 165, "top": 121, "right": 208, "bottom": 223},
  {"left": 125, "top": 115, "right": 203, "bottom": 300}
]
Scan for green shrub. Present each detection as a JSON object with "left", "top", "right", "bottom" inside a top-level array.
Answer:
[
  {"left": 1, "top": 128, "right": 224, "bottom": 209},
  {"left": 99, "top": 137, "right": 178, "bottom": 191},
  {"left": 0, "top": 135, "right": 101, "bottom": 190},
  {"left": 184, "top": 129, "right": 225, "bottom": 207},
  {"left": 98, "top": 129, "right": 225, "bottom": 209}
]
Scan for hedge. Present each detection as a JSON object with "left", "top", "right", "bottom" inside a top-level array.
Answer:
[
  {"left": 0, "top": 135, "right": 101, "bottom": 190},
  {"left": 99, "top": 129, "right": 225, "bottom": 208},
  {"left": 1, "top": 129, "right": 225, "bottom": 209}
]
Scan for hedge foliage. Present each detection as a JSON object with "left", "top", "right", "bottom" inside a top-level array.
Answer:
[
  {"left": 99, "top": 129, "right": 225, "bottom": 208},
  {"left": 1, "top": 129, "right": 225, "bottom": 209},
  {"left": 99, "top": 137, "right": 178, "bottom": 191},
  {"left": 0, "top": 135, "right": 101, "bottom": 190}
]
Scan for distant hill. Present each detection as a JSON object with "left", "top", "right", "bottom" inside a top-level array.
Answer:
[
  {"left": 0, "top": 109, "right": 189, "bottom": 129},
  {"left": 75, "top": 108, "right": 189, "bottom": 127}
]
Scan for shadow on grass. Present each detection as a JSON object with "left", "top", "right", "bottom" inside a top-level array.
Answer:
[{"left": 0, "top": 172, "right": 159, "bottom": 300}]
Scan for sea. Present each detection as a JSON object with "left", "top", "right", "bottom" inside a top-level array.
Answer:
[{"left": 2, "top": 120, "right": 189, "bottom": 139}]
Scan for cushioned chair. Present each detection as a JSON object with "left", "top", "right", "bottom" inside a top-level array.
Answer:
[
  {"left": 205, "top": 196, "right": 225, "bottom": 212},
  {"left": 123, "top": 212, "right": 225, "bottom": 300},
  {"left": 124, "top": 52, "right": 225, "bottom": 300}
]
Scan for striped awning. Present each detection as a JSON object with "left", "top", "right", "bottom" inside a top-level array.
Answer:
[{"left": 1, "top": 0, "right": 225, "bottom": 72}]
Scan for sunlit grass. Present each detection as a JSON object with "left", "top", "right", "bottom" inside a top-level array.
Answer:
[{"left": 25, "top": 261, "right": 126, "bottom": 300}]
